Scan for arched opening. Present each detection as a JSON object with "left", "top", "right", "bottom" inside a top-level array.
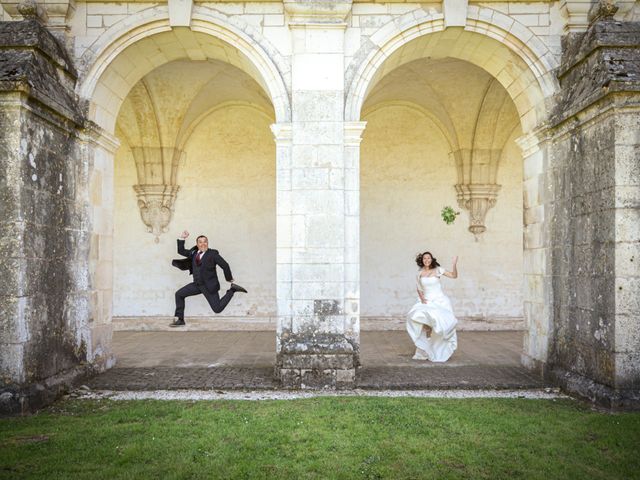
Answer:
[
  {"left": 348, "top": 23, "right": 557, "bottom": 374},
  {"left": 360, "top": 58, "right": 523, "bottom": 366},
  {"left": 81, "top": 24, "right": 289, "bottom": 370}
]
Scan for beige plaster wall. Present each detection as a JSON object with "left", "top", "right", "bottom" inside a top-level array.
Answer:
[
  {"left": 113, "top": 105, "right": 276, "bottom": 318},
  {"left": 361, "top": 104, "right": 524, "bottom": 321}
]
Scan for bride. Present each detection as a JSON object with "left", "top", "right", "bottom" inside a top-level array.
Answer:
[{"left": 407, "top": 251, "right": 459, "bottom": 362}]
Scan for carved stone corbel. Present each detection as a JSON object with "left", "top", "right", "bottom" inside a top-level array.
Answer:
[
  {"left": 454, "top": 183, "right": 501, "bottom": 236},
  {"left": 452, "top": 147, "right": 502, "bottom": 236},
  {"left": 130, "top": 146, "right": 182, "bottom": 243},
  {"left": 133, "top": 185, "right": 180, "bottom": 242}
]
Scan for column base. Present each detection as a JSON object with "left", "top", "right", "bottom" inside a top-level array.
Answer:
[
  {"left": 548, "top": 366, "right": 640, "bottom": 411},
  {"left": 278, "top": 365, "right": 356, "bottom": 389},
  {"left": 276, "top": 332, "right": 359, "bottom": 389},
  {"left": 522, "top": 354, "right": 640, "bottom": 411},
  {"left": 0, "top": 354, "right": 114, "bottom": 416}
]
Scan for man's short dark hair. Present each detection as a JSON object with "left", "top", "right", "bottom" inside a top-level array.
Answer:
[{"left": 196, "top": 235, "right": 208, "bottom": 242}]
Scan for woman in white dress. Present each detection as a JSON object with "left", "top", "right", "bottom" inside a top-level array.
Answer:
[{"left": 407, "top": 252, "right": 459, "bottom": 362}]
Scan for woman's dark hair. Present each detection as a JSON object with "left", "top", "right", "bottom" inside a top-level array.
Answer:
[{"left": 415, "top": 251, "right": 440, "bottom": 269}]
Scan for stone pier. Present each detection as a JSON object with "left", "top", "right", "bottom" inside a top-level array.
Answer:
[
  {"left": 275, "top": 0, "right": 360, "bottom": 388},
  {"left": 0, "top": 18, "right": 114, "bottom": 414}
]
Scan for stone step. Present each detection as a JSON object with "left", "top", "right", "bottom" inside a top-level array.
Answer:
[
  {"left": 86, "top": 365, "right": 546, "bottom": 391},
  {"left": 112, "top": 316, "right": 525, "bottom": 332}
]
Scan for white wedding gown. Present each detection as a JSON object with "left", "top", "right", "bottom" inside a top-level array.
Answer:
[{"left": 406, "top": 267, "right": 458, "bottom": 362}]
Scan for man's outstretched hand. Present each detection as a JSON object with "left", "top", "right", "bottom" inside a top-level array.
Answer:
[{"left": 180, "top": 230, "right": 190, "bottom": 240}]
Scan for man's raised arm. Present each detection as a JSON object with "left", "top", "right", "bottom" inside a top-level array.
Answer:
[{"left": 177, "top": 230, "right": 191, "bottom": 257}]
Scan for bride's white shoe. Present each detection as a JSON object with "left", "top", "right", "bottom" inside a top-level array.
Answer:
[{"left": 412, "top": 348, "right": 429, "bottom": 360}]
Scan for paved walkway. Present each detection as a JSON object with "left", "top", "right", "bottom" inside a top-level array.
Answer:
[{"left": 87, "top": 331, "right": 546, "bottom": 391}]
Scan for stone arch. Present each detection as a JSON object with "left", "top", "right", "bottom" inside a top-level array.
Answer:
[
  {"left": 352, "top": 6, "right": 560, "bottom": 375},
  {"left": 78, "top": 5, "right": 291, "bottom": 133},
  {"left": 345, "top": 6, "right": 560, "bottom": 132}
]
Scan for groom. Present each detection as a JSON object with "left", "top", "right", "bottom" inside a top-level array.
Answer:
[{"left": 170, "top": 230, "right": 247, "bottom": 327}]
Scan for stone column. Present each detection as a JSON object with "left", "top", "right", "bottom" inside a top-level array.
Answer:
[
  {"left": 80, "top": 126, "right": 118, "bottom": 376},
  {"left": 272, "top": 123, "right": 293, "bottom": 366},
  {"left": 344, "top": 121, "right": 367, "bottom": 368},
  {"left": 546, "top": 13, "right": 640, "bottom": 408},
  {"left": 518, "top": 131, "right": 554, "bottom": 377},
  {"left": 276, "top": 0, "right": 357, "bottom": 388}
]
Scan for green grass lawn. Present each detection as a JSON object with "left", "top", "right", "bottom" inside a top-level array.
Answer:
[{"left": 1, "top": 397, "right": 639, "bottom": 479}]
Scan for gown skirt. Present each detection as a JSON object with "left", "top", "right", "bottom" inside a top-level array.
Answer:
[{"left": 406, "top": 272, "right": 458, "bottom": 362}]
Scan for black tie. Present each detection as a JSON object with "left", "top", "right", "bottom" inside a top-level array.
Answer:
[{"left": 196, "top": 251, "right": 203, "bottom": 266}]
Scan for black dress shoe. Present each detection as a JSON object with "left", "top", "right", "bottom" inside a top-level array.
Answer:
[
  {"left": 169, "top": 318, "right": 186, "bottom": 327},
  {"left": 230, "top": 283, "right": 248, "bottom": 293}
]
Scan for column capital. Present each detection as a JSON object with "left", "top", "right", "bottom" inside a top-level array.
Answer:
[
  {"left": 516, "top": 128, "right": 551, "bottom": 157},
  {"left": 560, "top": 0, "right": 592, "bottom": 33},
  {"left": 271, "top": 123, "right": 293, "bottom": 146},
  {"left": 79, "top": 123, "right": 121, "bottom": 153},
  {"left": 515, "top": 132, "right": 541, "bottom": 157},
  {"left": 344, "top": 121, "right": 367, "bottom": 146}
]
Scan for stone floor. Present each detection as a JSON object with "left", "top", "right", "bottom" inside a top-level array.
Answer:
[{"left": 87, "top": 331, "right": 546, "bottom": 390}]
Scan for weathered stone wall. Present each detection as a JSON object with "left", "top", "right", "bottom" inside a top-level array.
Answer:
[
  {"left": 0, "top": 20, "right": 108, "bottom": 414},
  {"left": 547, "top": 17, "right": 640, "bottom": 409}
]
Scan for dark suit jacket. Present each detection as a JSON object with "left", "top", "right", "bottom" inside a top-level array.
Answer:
[{"left": 172, "top": 239, "right": 233, "bottom": 293}]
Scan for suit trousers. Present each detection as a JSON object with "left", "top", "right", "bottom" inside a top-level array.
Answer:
[{"left": 174, "top": 282, "right": 234, "bottom": 318}]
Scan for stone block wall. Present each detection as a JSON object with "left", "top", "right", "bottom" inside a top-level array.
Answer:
[
  {"left": 547, "top": 17, "right": 640, "bottom": 408},
  {"left": 0, "top": 20, "right": 111, "bottom": 414}
]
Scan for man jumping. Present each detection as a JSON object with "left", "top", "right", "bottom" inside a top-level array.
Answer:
[{"left": 170, "top": 230, "right": 247, "bottom": 327}]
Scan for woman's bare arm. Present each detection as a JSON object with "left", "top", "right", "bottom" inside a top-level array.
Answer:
[{"left": 442, "top": 256, "right": 458, "bottom": 279}]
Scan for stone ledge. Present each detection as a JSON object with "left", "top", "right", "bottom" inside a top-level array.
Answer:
[
  {"left": 548, "top": 365, "right": 640, "bottom": 411},
  {"left": 112, "top": 316, "right": 526, "bottom": 331},
  {"left": 112, "top": 316, "right": 280, "bottom": 331},
  {"left": 362, "top": 316, "right": 526, "bottom": 331},
  {"left": 558, "top": 20, "right": 640, "bottom": 77},
  {"left": 552, "top": 19, "right": 640, "bottom": 126},
  {"left": 0, "top": 361, "right": 107, "bottom": 416},
  {"left": 0, "top": 20, "right": 83, "bottom": 125},
  {"left": 0, "top": 19, "right": 75, "bottom": 74}
]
